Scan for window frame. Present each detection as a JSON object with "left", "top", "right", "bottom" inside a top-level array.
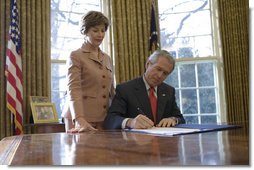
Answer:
[{"left": 159, "top": 0, "right": 226, "bottom": 123}]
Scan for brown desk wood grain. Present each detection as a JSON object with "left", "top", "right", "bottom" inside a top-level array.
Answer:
[
  {"left": 24, "top": 123, "right": 65, "bottom": 134},
  {"left": 0, "top": 127, "right": 249, "bottom": 165}
]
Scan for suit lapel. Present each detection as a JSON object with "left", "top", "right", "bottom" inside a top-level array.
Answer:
[{"left": 157, "top": 84, "right": 168, "bottom": 124}]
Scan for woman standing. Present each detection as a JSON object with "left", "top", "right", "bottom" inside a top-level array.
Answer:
[{"left": 62, "top": 11, "right": 115, "bottom": 133}]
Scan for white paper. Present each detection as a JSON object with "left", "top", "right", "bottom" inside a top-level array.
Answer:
[{"left": 128, "top": 127, "right": 201, "bottom": 136}]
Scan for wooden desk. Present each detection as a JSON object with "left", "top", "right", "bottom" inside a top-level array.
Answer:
[
  {"left": 24, "top": 123, "right": 65, "bottom": 134},
  {"left": 0, "top": 127, "right": 249, "bottom": 165}
]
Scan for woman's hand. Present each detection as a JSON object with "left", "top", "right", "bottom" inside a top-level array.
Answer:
[{"left": 67, "top": 117, "right": 97, "bottom": 133}]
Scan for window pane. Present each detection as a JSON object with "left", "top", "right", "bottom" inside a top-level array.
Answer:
[
  {"left": 181, "top": 89, "right": 197, "bottom": 114},
  {"left": 51, "top": 63, "right": 67, "bottom": 91},
  {"left": 201, "top": 115, "right": 217, "bottom": 123},
  {"left": 51, "top": 0, "right": 100, "bottom": 60},
  {"left": 169, "top": 51, "right": 177, "bottom": 59},
  {"left": 159, "top": 0, "right": 211, "bottom": 45},
  {"left": 52, "top": 91, "right": 66, "bottom": 119},
  {"left": 159, "top": 0, "right": 214, "bottom": 58},
  {"left": 162, "top": 36, "right": 213, "bottom": 58},
  {"left": 198, "top": 62, "right": 214, "bottom": 86},
  {"left": 160, "top": 10, "right": 211, "bottom": 38},
  {"left": 199, "top": 88, "right": 216, "bottom": 113},
  {"left": 178, "top": 47, "right": 193, "bottom": 58},
  {"left": 158, "top": 0, "right": 210, "bottom": 14},
  {"left": 184, "top": 116, "right": 198, "bottom": 124},
  {"left": 194, "top": 36, "right": 213, "bottom": 56},
  {"left": 51, "top": 63, "right": 67, "bottom": 118},
  {"left": 57, "top": 0, "right": 99, "bottom": 12},
  {"left": 164, "top": 67, "right": 179, "bottom": 87},
  {"left": 180, "top": 64, "right": 196, "bottom": 87},
  {"left": 52, "top": 37, "right": 83, "bottom": 60},
  {"left": 53, "top": 12, "right": 81, "bottom": 38}
]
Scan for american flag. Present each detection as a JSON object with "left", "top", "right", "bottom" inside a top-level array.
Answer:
[
  {"left": 5, "top": 0, "right": 23, "bottom": 135},
  {"left": 149, "top": 1, "right": 159, "bottom": 52}
]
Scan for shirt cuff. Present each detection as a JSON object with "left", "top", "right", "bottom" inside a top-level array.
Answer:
[{"left": 121, "top": 118, "right": 130, "bottom": 129}]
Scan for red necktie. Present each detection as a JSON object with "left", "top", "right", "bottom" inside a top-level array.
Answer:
[{"left": 149, "top": 87, "right": 157, "bottom": 123}]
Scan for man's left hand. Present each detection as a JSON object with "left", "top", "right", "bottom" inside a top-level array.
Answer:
[{"left": 157, "top": 117, "right": 178, "bottom": 127}]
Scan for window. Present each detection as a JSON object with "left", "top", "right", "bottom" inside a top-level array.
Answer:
[
  {"left": 50, "top": 0, "right": 225, "bottom": 124},
  {"left": 159, "top": 0, "right": 225, "bottom": 124},
  {"left": 51, "top": 0, "right": 101, "bottom": 119}
]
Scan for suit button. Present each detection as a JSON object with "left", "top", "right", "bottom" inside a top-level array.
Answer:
[
  {"left": 103, "top": 105, "right": 106, "bottom": 109},
  {"left": 103, "top": 95, "right": 106, "bottom": 98},
  {"left": 102, "top": 85, "right": 106, "bottom": 88},
  {"left": 102, "top": 75, "right": 106, "bottom": 78}
]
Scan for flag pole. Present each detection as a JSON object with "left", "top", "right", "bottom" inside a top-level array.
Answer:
[{"left": 149, "top": 0, "right": 159, "bottom": 52}]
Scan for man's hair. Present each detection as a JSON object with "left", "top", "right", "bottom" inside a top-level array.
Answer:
[
  {"left": 148, "top": 50, "right": 175, "bottom": 71},
  {"left": 80, "top": 11, "right": 109, "bottom": 35}
]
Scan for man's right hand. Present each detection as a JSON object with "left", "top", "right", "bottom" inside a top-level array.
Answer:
[{"left": 126, "top": 114, "right": 154, "bottom": 129}]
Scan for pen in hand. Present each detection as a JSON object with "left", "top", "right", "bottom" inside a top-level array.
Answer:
[
  {"left": 137, "top": 107, "right": 154, "bottom": 128},
  {"left": 137, "top": 107, "right": 145, "bottom": 115}
]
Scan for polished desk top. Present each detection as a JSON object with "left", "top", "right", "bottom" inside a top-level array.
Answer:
[{"left": 0, "top": 127, "right": 249, "bottom": 165}]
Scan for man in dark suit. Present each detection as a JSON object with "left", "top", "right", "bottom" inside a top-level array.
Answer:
[{"left": 104, "top": 50, "right": 185, "bottom": 129}]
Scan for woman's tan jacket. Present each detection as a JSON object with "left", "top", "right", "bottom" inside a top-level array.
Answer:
[{"left": 62, "top": 43, "right": 115, "bottom": 123}]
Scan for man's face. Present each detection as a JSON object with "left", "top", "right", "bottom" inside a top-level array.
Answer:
[{"left": 144, "top": 57, "right": 173, "bottom": 87}]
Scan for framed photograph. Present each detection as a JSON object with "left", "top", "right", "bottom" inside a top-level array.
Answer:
[
  {"left": 31, "top": 103, "right": 58, "bottom": 123},
  {"left": 30, "top": 96, "right": 49, "bottom": 103}
]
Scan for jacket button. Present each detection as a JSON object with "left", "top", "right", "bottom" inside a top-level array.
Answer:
[{"left": 102, "top": 75, "right": 106, "bottom": 78}]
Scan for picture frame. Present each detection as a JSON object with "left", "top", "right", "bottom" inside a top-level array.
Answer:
[
  {"left": 31, "top": 103, "right": 58, "bottom": 124},
  {"left": 30, "top": 96, "right": 49, "bottom": 103}
]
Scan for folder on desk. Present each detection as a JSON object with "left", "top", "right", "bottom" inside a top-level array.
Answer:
[
  {"left": 175, "top": 123, "right": 241, "bottom": 131},
  {"left": 127, "top": 124, "right": 241, "bottom": 137}
]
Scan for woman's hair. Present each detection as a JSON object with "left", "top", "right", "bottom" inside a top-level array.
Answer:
[{"left": 80, "top": 11, "right": 109, "bottom": 35}]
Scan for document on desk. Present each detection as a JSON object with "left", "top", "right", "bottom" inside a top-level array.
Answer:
[{"left": 128, "top": 127, "right": 201, "bottom": 136}]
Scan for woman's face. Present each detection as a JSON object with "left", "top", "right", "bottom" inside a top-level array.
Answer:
[{"left": 86, "top": 24, "right": 106, "bottom": 47}]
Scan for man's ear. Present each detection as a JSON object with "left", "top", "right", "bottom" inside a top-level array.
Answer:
[{"left": 145, "top": 60, "right": 150, "bottom": 69}]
